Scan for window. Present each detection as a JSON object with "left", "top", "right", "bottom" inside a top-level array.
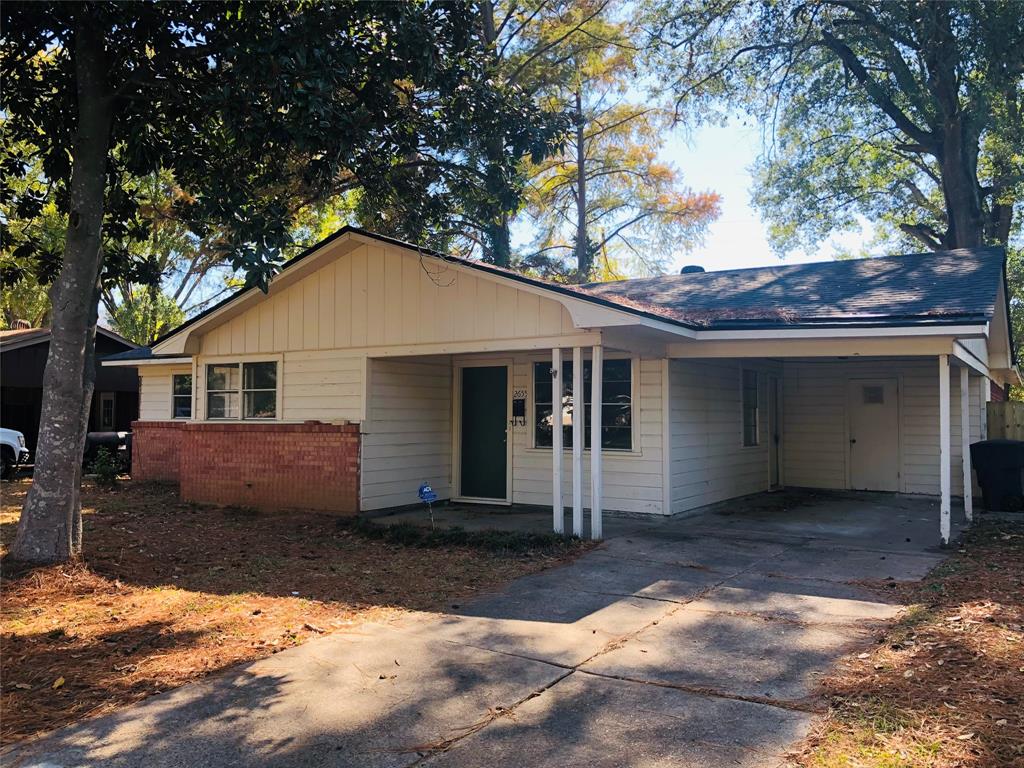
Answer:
[
  {"left": 742, "top": 369, "right": 759, "bottom": 446},
  {"left": 533, "top": 358, "right": 632, "bottom": 451},
  {"left": 206, "top": 362, "right": 277, "bottom": 419},
  {"left": 172, "top": 374, "right": 192, "bottom": 418}
]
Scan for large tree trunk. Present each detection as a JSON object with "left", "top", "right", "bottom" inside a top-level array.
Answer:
[
  {"left": 573, "top": 85, "right": 590, "bottom": 280},
  {"left": 10, "top": 10, "right": 113, "bottom": 564}
]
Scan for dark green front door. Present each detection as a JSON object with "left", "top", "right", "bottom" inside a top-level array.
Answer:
[{"left": 460, "top": 366, "right": 508, "bottom": 499}]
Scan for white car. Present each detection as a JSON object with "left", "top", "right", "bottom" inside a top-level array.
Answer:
[{"left": 1, "top": 427, "right": 30, "bottom": 480}]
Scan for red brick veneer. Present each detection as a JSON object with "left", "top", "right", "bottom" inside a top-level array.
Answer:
[
  {"left": 131, "top": 421, "right": 186, "bottom": 482},
  {"left": 131, "top": 421, "right": 360, "bottom": 514}
]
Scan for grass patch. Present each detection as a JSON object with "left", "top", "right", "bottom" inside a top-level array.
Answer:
[
  {"left": 1, "top": 479, "right": 592, "bottom": 745},
  {"left": 796, "top": 520, "right": 1024, "bottom": 768}
]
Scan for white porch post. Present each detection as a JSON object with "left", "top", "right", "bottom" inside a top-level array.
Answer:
[
  {"left": 960, "top": 366, "right": 973, "bottom": 523},
  {"left": 572, "top": 346, "right": 584, "bottom": 537},
  {"left": 590, "top": 344, "right": 603, "bottom": 540},
  {"left": 551, "top": 348, "right": 563, "bottom": 534},
  {"left": 939, "top": 354, "right": 951, "bottom": 544}
]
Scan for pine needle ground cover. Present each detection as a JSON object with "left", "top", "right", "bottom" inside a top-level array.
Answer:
[
  {"left": 797, "top": 521, "right": 1024, "bottom": 768},
  {"left": 1, "top": 480, "right": 590, "bottom": 745}
]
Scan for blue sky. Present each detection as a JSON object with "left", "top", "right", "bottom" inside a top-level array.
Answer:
[{"left": 660, "top": 117, "right": 868, "bottom": 274}]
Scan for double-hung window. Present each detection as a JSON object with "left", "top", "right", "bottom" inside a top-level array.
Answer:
[
  {"left": 533, "top": 358, "right": 632, "bottom": 451},
  {"left": 172, "top": 374, "right": 193, "bottom": 419},
  {"left": 206, "top": 362, "right": 277, "bottom": 419}
]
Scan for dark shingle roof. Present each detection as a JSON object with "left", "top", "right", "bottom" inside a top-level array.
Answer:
[{"left": 582, "top": 246, "right": 1004, "bottom": 329}]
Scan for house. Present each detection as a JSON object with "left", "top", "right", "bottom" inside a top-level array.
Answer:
[
  {"left": 1, "top": 326, "right": 140, "bottom": 453},
  {"left": 103, "top": 227, "right": 1015, "bottom": 544}
]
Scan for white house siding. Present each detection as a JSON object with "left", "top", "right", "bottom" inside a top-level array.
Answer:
[
  {"left": 668, "top": 358, "right": 781, "bottom": 514},
  {"left": 137, "top": 365, "right": 192, "bottom": 421},
  {"left": 781, "top": 358, "right": 983, "bottom": 496},
  {"left": 360, "top": 357, "right": 452, "bottom": 511},
  {"left": 507, "top": 355, "right": 666, "bottom": 515},
  {"left": 195, "top": 241, "right": 578, "bottom": 356}
]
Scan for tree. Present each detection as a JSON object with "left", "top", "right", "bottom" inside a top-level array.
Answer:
[
  {"left": 648, "top": 0, "right": 1024, "bottom": 254},
  {"left": 2, "top": 1, "right": 558, "bottom": 563},
  {"left": 521, "top": 5, "right": 719, "bottom": 281}
]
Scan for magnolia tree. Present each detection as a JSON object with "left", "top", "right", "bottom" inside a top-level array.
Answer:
[{"left": 2, "top": 1, "right": 560, "bottom": 563}]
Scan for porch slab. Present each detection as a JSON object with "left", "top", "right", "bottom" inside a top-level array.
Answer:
[{"left": 422, "top": 673, "right": 813, "bottom": 768}]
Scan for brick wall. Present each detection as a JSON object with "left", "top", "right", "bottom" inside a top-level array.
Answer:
[
  {"left": 131, "top": 421, "right": 360, "bottom": 514},
  {"left": 132, "top": 421, "right": 186, "bottom": 482}
]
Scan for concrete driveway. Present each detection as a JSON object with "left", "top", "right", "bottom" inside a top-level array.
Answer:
[{"left": 11, "top": 491, "right": 959, "bottom": 768}]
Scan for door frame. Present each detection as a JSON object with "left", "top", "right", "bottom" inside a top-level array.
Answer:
[
  {"left": 452, "top": 357, "right": 513, "bottom": 505},
  {"left": 767, "top": 374, "right": 782, "bottom": 488},
  {"left": 845, "top": 376, "right": 902, "bottom": 492},
  {"left": 98, "top": 391, "right": 116, "bottom": 431}
]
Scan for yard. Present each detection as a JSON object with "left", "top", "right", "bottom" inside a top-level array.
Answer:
[
  {"left": 0, "top": 479, "right": 591, "bottom": 745},
  {"left": 798, "top": 520, "right": 1024, "bottom": 768}
]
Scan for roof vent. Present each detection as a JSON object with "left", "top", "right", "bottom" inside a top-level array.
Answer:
[{"left": 680, "top": 265, "right": 705, "bottom": 274}]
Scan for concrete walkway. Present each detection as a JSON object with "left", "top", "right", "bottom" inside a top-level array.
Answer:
[{"left": 11, "top": 491, "right": 960, "bottom": 768}]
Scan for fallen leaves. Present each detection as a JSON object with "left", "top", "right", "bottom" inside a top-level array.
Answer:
[
  {"left": 796, "top": 520, "right": 1024, "bottom": 768},
  {"left": 1, "top": 479, "right": 590, "bottom": 745}
]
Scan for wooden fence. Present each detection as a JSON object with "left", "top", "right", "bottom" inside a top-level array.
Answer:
[{"left": 987, "top": 401, "right": 1024, "bottom": 440}]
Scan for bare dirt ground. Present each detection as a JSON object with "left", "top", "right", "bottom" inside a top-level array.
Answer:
[{"left": 1, "top": 479, "right": 591, "bottom": 745}]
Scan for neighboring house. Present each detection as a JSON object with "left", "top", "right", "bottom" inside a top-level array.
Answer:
[
  {"left": 2, "top": 326, "right": 140, "bottom": 453},
  {"left": 104, "top": 227, "right": 1015, "bottom": 543}
]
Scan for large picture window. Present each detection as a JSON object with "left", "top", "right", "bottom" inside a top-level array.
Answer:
[
  {"left": 206, "top": 362, "right": 277, "bottom": 419},
  {"left": 172, "top": 374, "right": 193, "bottom": 419},
  {"left": 533, "top": 358, "right": 632, "bottom": 451},
  {"left": 742, "top": 368, "right": 759, "bottom": 446}
]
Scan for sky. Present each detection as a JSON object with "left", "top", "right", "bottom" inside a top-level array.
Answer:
[{"left": 659, "top": 116, "right": 869, "bottom": 274}]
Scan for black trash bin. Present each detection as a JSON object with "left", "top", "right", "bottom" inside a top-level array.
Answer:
[{"left": 970, "top": 439, "right": 1024, "bottom": 512}]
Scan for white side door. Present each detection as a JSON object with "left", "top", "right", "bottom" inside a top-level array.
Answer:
[{"left": 847, "top": 378, "right": 899, "bottom": 492}]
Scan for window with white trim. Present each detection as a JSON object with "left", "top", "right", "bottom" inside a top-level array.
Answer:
[
  {"left": 533, "top": 358, "right": 632, "bottom": 450},
  {"left": 742, "top": 368, "right": 758, "bottom": 446},
  {"left": 206, "top": 362, "right": 277, "bottom": 419},
  {"left": 172, "top": 374, "right": 192, "bottom": 419}
]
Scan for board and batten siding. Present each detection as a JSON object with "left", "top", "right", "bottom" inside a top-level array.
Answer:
[
  {"left": 668, "top": 359, "right": 780, "bottom": 514},
  {"left": 137, "top": 365, "right": 192, "bottom": 421},
  {"left": 196, "top": 242, "right": 578, "bottom": 357},
  {"left": 360, "top": 358, "right": 453, "bottom": 511},
  {"left": 781, "top": 358, "right": 983, "bottom": 496},
  {"left": 509, "top": 355, "right": 666, "bottom": 515}
]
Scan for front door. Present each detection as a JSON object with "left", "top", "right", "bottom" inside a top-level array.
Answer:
[
  {"left": 460, "top": 365, "right": 508, "bottom": 500},
  {"left": 848, "top": 378, "right": 899, "bottom": 491},
  {"left": 99, "top": 392, "right": 116, "bottom": 431}
]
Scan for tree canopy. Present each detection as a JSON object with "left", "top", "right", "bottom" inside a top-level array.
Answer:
[
  {"left": 648, "top": 0, "right": 1024, "bottom": 255},
  {"left": 1, "top": 0, "right": 564, "bottom": 563}
]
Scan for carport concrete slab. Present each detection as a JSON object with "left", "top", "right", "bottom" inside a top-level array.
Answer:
[
  {"left": 581, "top": 609, "right": 871, "bottom": 702},
  {"left": 686, "top": 582, "right": 902, "bottom": 625},
  {"left": 749, "top": 544, "right": 944, "bottom": 583},
  {"left": 11, "top": 621, "right": 568, "bottom": 768},
  {"left": 596, "top": 534, "right": 790, "bottom": 575},
  {"left": 423, "top": 673, "right": 813, "bottom": 768}
]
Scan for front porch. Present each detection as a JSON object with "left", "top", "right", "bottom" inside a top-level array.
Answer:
[{"left": 372, "top": 488, "right": 970, "bottom": 553}]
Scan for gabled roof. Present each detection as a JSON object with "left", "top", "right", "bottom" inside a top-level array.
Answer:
[
  {"left": 584, "top": 246, "right": 1006, "bottom": 330},
  {"left": 146, "top": 227, "right": 1005, "bottom": 355},
  {"left": 0, "top": 326, "right": 138, "bottom": 354}
]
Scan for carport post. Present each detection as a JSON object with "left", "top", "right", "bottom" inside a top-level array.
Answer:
[
  {"left": 590, "top": 344, "right": 604, "bottom": 540},
  {"left": 960, "top": 366, "right": 973, "bottom": 523},
  {"left": 551, "top": 348, "right": 563, "bottom": 534},
  {"left": 939, "top": 354, "right": 951, "bottom": 545},
  {"left": 572, "top": 346, "right": 584, "bottom": 537}
]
